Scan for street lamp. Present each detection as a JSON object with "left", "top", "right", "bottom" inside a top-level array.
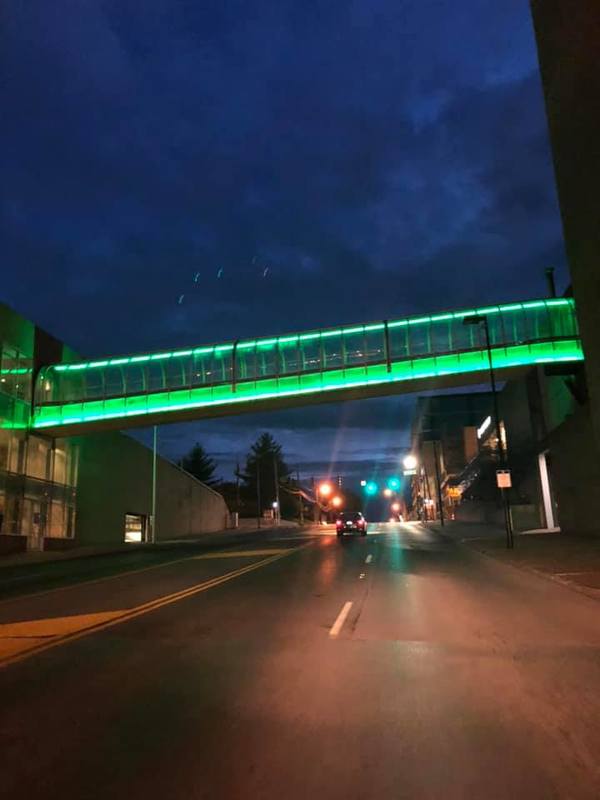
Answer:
[
  {"left": 391, "top": 502, "right": 401, "bottom": 512},
  {"left": 403, "top": 454, "right": 417, "bottom": 471},
  {"left": 463, "top": 313, "right": 513, "bottom": 548},
  {"left": 383, "top": 488, "right": 392, "bottom": 498},
  {"left": 403, "top": 454, "right": 432, "bottom": 522},
  {"left": 332, "top": 495, "right": 342, "bottom": 508},
  {"left": 318, "top": 482, "right": 333, "bottom": 497}
]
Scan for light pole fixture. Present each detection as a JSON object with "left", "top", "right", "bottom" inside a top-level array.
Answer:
[
  {"left": 402, "top": 454, "right": 422, "bottom": 521},
  {"left": 403, "top": 454, "right": 418, "bottom": 471},
  {"left": 318, "top": 481, "right": 333, "bottom": 497},
  {"left": 463, "top": 313, "right": 513, "bottom": 548}
]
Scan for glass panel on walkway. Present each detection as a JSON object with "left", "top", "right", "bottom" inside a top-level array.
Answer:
[{"left": 31, "top": 298, "right": 582, "bottom": 431}]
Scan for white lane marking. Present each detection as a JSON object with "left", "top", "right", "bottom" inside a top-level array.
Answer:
[
  {"left": 365, "top": 554, "right": 373, "bottom": 564},
  {"left": 329, "top": 601, "right": 353, "bottom": 638}
]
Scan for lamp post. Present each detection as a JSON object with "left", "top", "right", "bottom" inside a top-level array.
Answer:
[
  {"left": 403, "top": 454, "right": 423, "bottom": 521},
  {"left": 403, "top": 454, "right": 417, "bottom": 471},
  {"left": 317, "top": 481, "right": 333, "bottom": 523},
  {"left": 318, "top": 481, "right": 333, "bottom": 498},
  {"left": 273, "top": 454, "right": 280, "bottom": 524},
  {"left": 463, "top": 314, "right": 514, "bottom": 548}
]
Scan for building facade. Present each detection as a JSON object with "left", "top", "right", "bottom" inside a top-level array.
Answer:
[
  {"left": 409, "top": 352, "right": 599, "bottom": 533},
  {"left": 409, "top": 392, "right": 493, "bottom": 522},
  {"left": 531, "top": 1, "right": 600, "bottom": 452},
  {"left": 0, "top": 303, "right": 229, "bottom": 554},
  {"left": 530, "top": 1, "right": 600, "bottom": 536}
]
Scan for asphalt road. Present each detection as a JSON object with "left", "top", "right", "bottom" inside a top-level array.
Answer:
[{"left": 1, "top": 522, "right": 600, "bottom": 799}]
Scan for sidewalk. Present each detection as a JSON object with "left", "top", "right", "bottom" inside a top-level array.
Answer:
[{"left": 438, "top": 520, "right": 600, "bottom": 599}]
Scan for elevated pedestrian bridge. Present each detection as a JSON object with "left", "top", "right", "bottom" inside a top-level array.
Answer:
[{"left": 32, "top": 297, "right": 583, "bottom": 436}]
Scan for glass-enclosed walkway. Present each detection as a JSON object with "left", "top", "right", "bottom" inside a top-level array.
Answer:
[{"left": 32, "top": 297, "right": 583, "bottom": 435}]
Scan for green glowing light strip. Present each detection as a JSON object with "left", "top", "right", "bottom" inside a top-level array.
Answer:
[
  {"left": 0, "top": 368, "right": 32, "bottom": 375},
  {"left": 47, "top": 297, "right": 575, "bottom": 374},
  {"left": 32, "top": 339, "right": 583, "bottom": 430}
]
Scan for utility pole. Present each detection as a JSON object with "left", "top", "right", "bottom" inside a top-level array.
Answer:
[
  {"left": 151, "top": 425, "right": 158, "bottom": 543},
  {"left": 256, "top": 457, "right": 261, "bottom": 529},
  {"left": 297, "top": 469, "right": 304, "bottom": 525}
]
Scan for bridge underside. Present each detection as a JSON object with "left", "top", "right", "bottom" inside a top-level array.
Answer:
[
  {"left": 33, "top": 365, "right": 533, "bottom": 437},
  {"left": 33, "top": 338, "right": 582, "bottom": 437}
]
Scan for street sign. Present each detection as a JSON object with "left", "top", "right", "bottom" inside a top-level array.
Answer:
[
  {"left": 403, "top": 468, "right": 417, "bottom": 476},
  {"left": 496, "top": 470, "right": 512, "bottom": 489}
]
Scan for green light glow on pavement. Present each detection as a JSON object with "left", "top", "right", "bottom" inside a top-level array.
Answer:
[{"left": 32, "top": 338, "right": 584, "bottom": 431}]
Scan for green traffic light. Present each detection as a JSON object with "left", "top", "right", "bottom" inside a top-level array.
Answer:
[
  {"left": 365, "top": 481, "right": 378, "bottom": 496},
  {"left": 387, "top": 476, "right": 401, "bottom": 491}
]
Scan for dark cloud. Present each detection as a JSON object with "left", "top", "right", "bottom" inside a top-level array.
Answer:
[{"left": 0, "top": 1, "right": 567, "bottom": 477}]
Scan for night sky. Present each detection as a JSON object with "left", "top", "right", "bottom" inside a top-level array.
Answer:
[{"left": 1, "top": 1, "right": 568, "bottom": 483}]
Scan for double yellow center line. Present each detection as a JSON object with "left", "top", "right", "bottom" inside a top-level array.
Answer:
[{"left": 0, "top": 544, "right": 307, "bottom": 670}]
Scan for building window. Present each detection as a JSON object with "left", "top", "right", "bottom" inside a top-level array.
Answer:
[
  {"left": 26, "top": 436, "right": 52, "bottom": 481},
  {"left": 125, "top": 513, "right": 147, "bottom": 543},
  {"left": 7, "top": 432, "right": 26, "bottom": 474},
  {"left": 0, "top": 344, "right": 32, "bottom": 402}
]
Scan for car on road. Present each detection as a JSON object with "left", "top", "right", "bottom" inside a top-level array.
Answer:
[{"left": 335, "top": 512, "right": 368, "bottom": 536}]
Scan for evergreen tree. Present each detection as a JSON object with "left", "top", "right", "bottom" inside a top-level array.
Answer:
[
  {"left": 240, "top": 432, "right": 291, "bottom": 512},
  {"left": 180, "top": 443, "right": 218, "bottom": 485}
]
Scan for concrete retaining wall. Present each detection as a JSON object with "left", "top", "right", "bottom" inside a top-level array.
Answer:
[{"left": 72, "top": 431, "right": 229, "bottom": 545}]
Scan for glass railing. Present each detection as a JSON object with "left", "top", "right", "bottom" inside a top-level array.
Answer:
[{"left": 32, "top": 297, "right": 582, "bottom": 430}]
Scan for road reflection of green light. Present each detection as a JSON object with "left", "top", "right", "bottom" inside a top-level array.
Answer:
[{"left": 388, "top": 528, "right": 405, "bottom": 571}]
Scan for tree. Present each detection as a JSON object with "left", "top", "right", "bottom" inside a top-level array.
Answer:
[
  {"left": 240, "top": 432, "right": 292, "bottom": 514},
  {"left": 180, "top": 443, "right": 218, "bottom": 486}
]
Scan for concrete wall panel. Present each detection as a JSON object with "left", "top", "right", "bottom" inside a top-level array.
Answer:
[{"left": 73, "top": 432, "right": 229, "bottom": 545}]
